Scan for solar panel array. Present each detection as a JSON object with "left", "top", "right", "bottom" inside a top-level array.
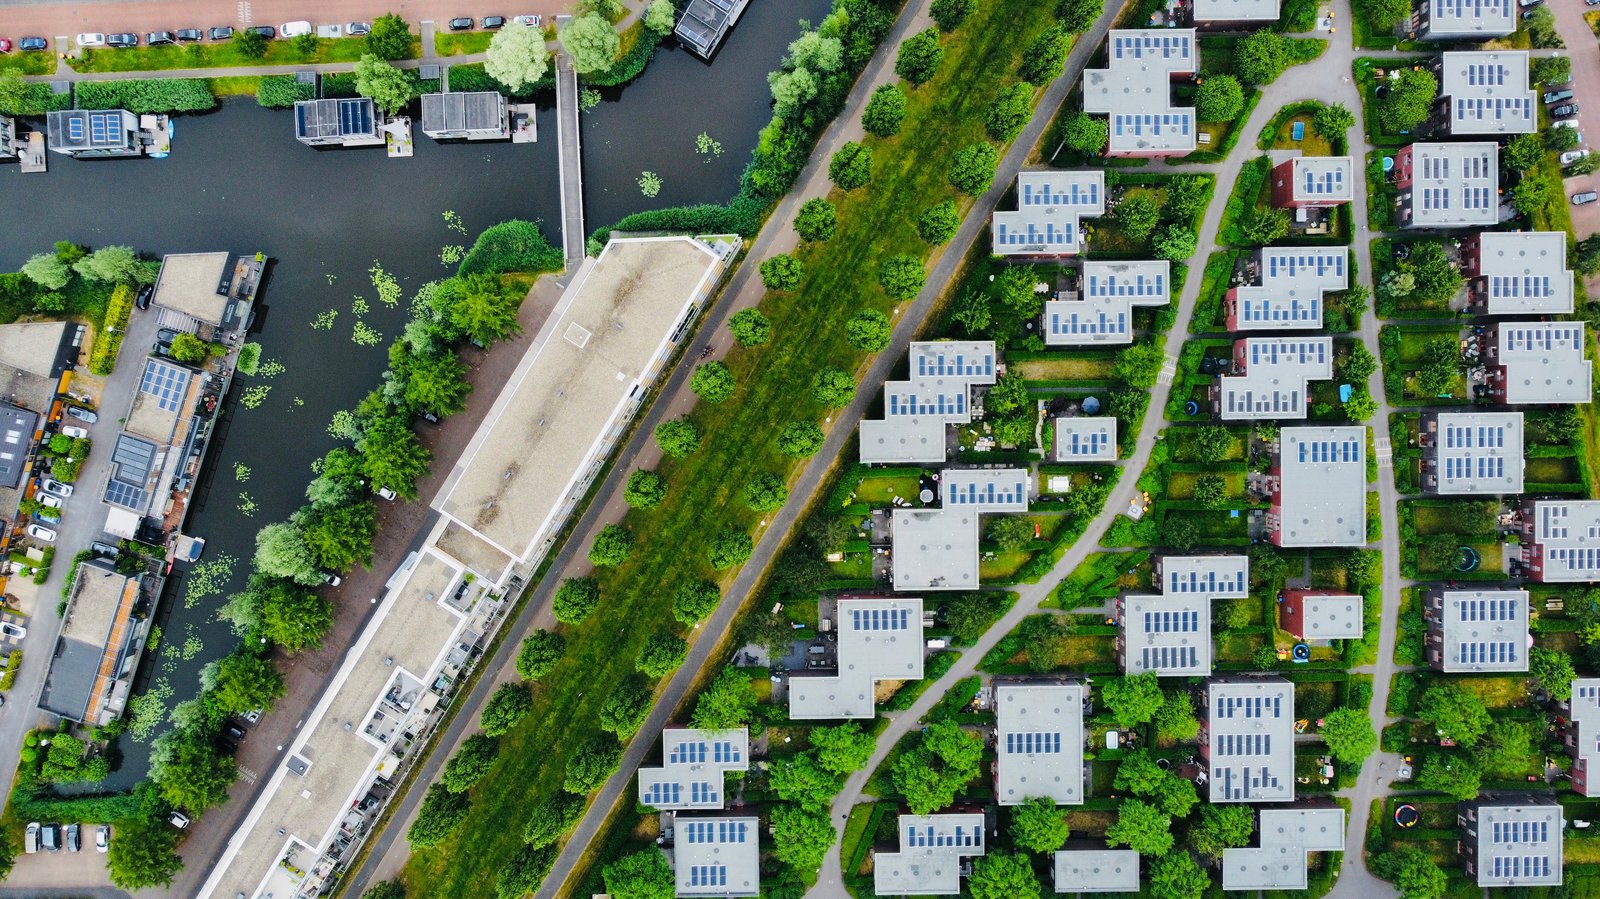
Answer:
[
  {"left": 1111, "top": 31, "right": 1194, "bottom": 60},
  {"left": 104, "top": 434, "right": 157, "bottom": 511},
  {"left": 1246, "top": 339, "right": 1330, "bottom": 368},
  {"left": 1443, "top": 456, "right": 1505, "bottom": 481},
  {"left": 1295, "top": 438, "right": 1362, "bottom": 464},
  {"left": 1430, "top": 0, "right": 1513, "bottom": 28},
  {"left": 1239, "top": 297, "right": 1322, "bottom": 324},
  {"left": 1454, "top": 97, "right": 1531, "bottom": 123},
  {"left": 1264, "top": 250, "right": 1346, "bottom": 280},
  {"left": 1219, "top": 384, "right": 1304, "bottom": 417},
  {"left": 1301, "top": 167, "right": 1346, "bottom": 195},
  {"left": 1487, "top": 274, "right": 1554, "bottom": 299},
  {"left": 1457, "top": 641, "right": 1519, "bottom": 666},
  {"left": 850, "top": 607, "right": 912, "bottom": 632},
  {"left": 1215, "top": 693, "right": 1285, "bottom": 719},
  {"left": 1463, "top": 62, "right": 1509, "bottom": 85},
  {"left": 1166, "top": 568, "right": 1247, "bottom": 595},
  {"left": 140, "top": 358, "right": 192, "bottom": 413},
  {"left": 1140, "top": 645, "right": 1199, "bottom": 671},
  {"left": 1490, "top": 857, "right": 1554, "bottom": 880},
  {"left": 885, "top": 390, "right": 966, "bottom": 418},
  {"left": 1491, "top": 820, "right": 1552, "bottom": 844},
  {"left": 1063, "top": 429, "right": 1110, "bottom": 456},
  {"left": 945, "top": 478, "right": 1027, "bottom": 507},
  {"left": 1212, "top": 765, "right": 1282, "bottom": 800},
  {"left": 89, "top": 112, "right": 123, "bottom": 147},
  {"left": 1020, "top": 177, "right": 1101, "bottom": 209},
  {"left": 1085, "top": 271, "right": 1166, "bottom": 299},
  {"left": 1502, "top": 323, "right": 1584, "bottom": 354},
  {"left": 1214, "top": 733, "right": 1273, "bottom": 756},
  {"left": 994, "top": 221, "right": 1076, "bottom": 249},
  {"left": 1452, "top": 595, "right": 1521, "bottom": 623},
  {"left": 905, "top": 823, "right": 981, "bottom": 848},
  {"left": 1142, "top": 609, "right": 1201, "bottom": 632},
  {"left": 1049, "top": 308, "right": 1129, "bottom": 340},
  {"left": 684, "top": 820, "right": 749, "bottom": 844},
  {"left": 1444, "top": 423, "right": 1510, "bottom": 449},
  {"left": 1004, "top": 732, "right": 1063, "bottom": 754},
  {"left": 1112, "top": 112, "right": 1194, "bottom": 138},
  {"left": 687, "top": 865, "right": 727, "bottom": 888},
  {"left": 644, "top": 783, "right": 681, "bottom": 805},
  {"left": 913, "top": 347, "right": 994, "bottom": 379}
]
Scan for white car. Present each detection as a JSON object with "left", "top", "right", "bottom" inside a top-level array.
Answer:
[
  {"left": 280, "top": 20, "right": 313, "bottom": 37},
  {"left": 40, "top": 478, "right": 73, "bottom": 498},
  {"left": 76, "top": 33, "right": 106, "bottom": 47},
  {"left": 513, "top": 14, "right": 543, "bottom": 26},
  {"left": 60, "top": 425, "right": 88, "bottom": 440},
  {"left": 1562, "top": 149, "right": 1591, "bottom": 166},
  {"left": 0, "top": 623, "right": 26, "bottom": 641},
  {"left": 95, "top": 825, "right": 109, "bottom": 853},
  {"left": 25, "top": 524, "right": 55, "bottom": 543},
  {"left": 37, "top": 494, "right": 61, "bottom": 509}
]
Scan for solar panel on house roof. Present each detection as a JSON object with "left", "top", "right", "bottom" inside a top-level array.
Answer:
[{"left": 140, "top": 358, "right": 192, "bottom": 413}]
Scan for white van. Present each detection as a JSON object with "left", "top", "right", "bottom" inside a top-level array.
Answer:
[
  {"left": 280, "top": 21, "right": 313, "bottom": 37},
  {"left": 24, "top": 822, "right": 38, "bottom": 854}
]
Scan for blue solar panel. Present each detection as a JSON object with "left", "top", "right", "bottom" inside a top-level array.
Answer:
[{"left": 140, "top": 358, "right": 191, "bottom": 413}]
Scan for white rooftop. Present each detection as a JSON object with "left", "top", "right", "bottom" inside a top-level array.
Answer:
[
  {"left": 891, "top": 469, "right": 1029, "bottom": 591},
  {"left": 994, "top": 684, "right": 1085, "bottom": 805},
  {"left": 1493, "top": 322, "right": 1592, "bottom": 405},
  {"left": 1567, "top": 679, "right": 1600, "bottom": 797},
  {"left": 1286, "top": 156, "right": 1356, "bottom": 204},
  {"left": 1205, "top": 677, "right": 1295, "bottom": 803},
  {"left": 873, "top": 814, "right": 986, "bottom": 896},
  {"left": 1083, "top": 30, "right": 1197, "bottom": 155},
  {"left": 638, "top": 728, "right": 749, "bottom": 810},
  {"left": 1120, "top": 594, "right": 1213, "bottom": 676},
  {"left": 1193, "top": 0, "right": 1279, "bottom": 20},
  {"left": 674, "top": 817, "right": 761, "bottom": 897},
  {"left": 1159, "top": 555, "right": 1250, "bottom": 598},
  {"left": 1528, "top": 500, "right": 1600, "bottom": 581},
  {"left": 1045, "top": 260, "right": 1172, "bottom": 345},
  {"left": 859, "top": 341, "right": 997, "bottom": 463},
  {"left": 1402, "top": 142, "right": 1500, "bottom": 228},
  {"left": 1274, "top": 426, "right": 1367, "bottom": 548},
  {"left": 1053, "top": 417, "right": 1118, "bottom": 462},
  {"left": 1423, "top": 0, "right": 1514, "bottom": 40},
  {"left": 1472, "top": 802, "right": 1563, "bottom": 887},
  {"left": 1231, "top": 249, "right": 1348, "bottom": 331},
  {"left": 1221, "top": 807, "right": 1346, "bottom": 890},
  {"left": 942, "top": 468, "right": 1029, "bottom": 511},
  {"left": 1289, "top": 591, "right": 1365, "bottom": 641},
  {"left": 1426, "top": 411, "right": 1525, "bottom": 495},
  {"left": 789, "top": 598, "right": 924, "bottom": 719},
  {"left": 1441, "top": 51, "right": 1535, "bottom": 135},
  {"left": 1431, "top": 588, "right": 1530, "bottom": 673},
  {"left": 1216, "top": 337, "right": 1333, "bottom": 420},
  {"left": 1473, "top": 231, "right": 1573, "bottom": 314},
  {"left": 1053, "top": 849, "right": 1141, "bottom": 892},
  {"left": 992, "top": 171, "right": 1105, "bottom": 257}
]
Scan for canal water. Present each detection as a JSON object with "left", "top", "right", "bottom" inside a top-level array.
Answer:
[{"left": 0, "top": 0, "right": 829, "bottom": 788}]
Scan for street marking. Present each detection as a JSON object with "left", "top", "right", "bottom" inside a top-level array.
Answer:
[
  {"left": 1374, "top": 435, "right": 1392, "bottom": 463},
  {"left": 238, "top": 765, "right": 258, "bottom": 784},
  {"left": 239, "top": 2, "right": 252, "bottom": 26},
  {"left": 1156, "top": 352, "right": 1178, "bottom": 387}
]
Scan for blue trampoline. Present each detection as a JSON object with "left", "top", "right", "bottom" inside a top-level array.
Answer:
[{"left": 1291, "top": 121, "right": 1306, "bottom": 141}]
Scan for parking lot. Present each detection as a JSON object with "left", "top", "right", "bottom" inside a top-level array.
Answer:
[{"left": 1549, "top": 0, "right": 1600, "bottom": 250}]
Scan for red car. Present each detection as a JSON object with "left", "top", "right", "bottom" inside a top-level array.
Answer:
[{"left": 0, "top": 39, "right": 12, "bottom": 52}]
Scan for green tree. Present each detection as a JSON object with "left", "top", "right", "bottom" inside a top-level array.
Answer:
[
  {"left": 880, "top": 254, "right": 926, "bottom": 300},
  {"left": 354, "top": 54, "right": 415, "bottom": 115},
  {"left": 624, "top": 470, "right": 668, "bottom": 510},
  {"left": 1577, "top": 234, "right": 1600, "bottom": 276},
  {"left": 811, "top": 723, "right": 876, "bottom": 776},
  {"left": 862, "top": 83, "right": 907, "bottom": 137},
  {"left": 667, "top": 581, "right": 717, "bottom": 627},
  {"left": 1103, "top": 672, "right": 1164, "bottom": 726},
  {"left": 156, "top": 732, "right": 236, "bottom": 812},
  {"left": 1416, "top": 684, "right": 1491, "bottom": 746},
  {"left": 233, "top": 28, "right": 269, "bottom": 59},
  {"left": 986, "top": 83, "right": 1035, "bottom": 142},
  {"left": 949, "top": 142, "right": 999, "bottom": 194},
  {"left": 1415, "top": 336, "right": 1461, "bottom": 398},
  {"left": 588, "top": 525, "right": 633, "bottom": 567},
  {"left": 603, "top": 849, "right": 675, "bottom": 899},
  {"left": 771, "top": 803, "right": 835, "bottom": 871},
  {"left": 1115, "top": 342, "right": 1165, "bottom": 389},
  {"left": 644, "top": 0, "right": 676, "bottom": 33},
  {"left": 20, "top": 253, "right": 70, "bottom": 290},
  {"left": 1531, "top": 646, "right": 1576, "bottom": 700},
  {"left": 295, "top": 501, "right": 377, "bottom": 571},
  {"left": 366, "top": 13, "right": 413, "bottom": 60},
  {"left": 1057, "top": 111, "right": 1107, "bottom": 155},
  {"left": 482, "top": 682, "right": 533, "bottom": 736},
  {"left": 74, "top": 245, "right": 146, "bottom": 283},
  {"left": 253, "top": 522, "right": 322, "bottom": 585},
  {"left": 1240, "top": 207, "right": 1290, "bottom": 245},
  {"left": 442, "top": 733, "right": 499, "bottom": 793},
  {"left": 1117, "top": 193, "right": 1161, "bottom": 243},
  {"left": 969, "top": 852, "right": 1041, "bottom": 899},
  {"left": 107, "top": 816, "right": 183, "bottom": 890},
  {"left": 517, "top": 629, "right": 565, "bottom": 679},
  {"left": 1379, "top": 68, "right": 1438, "bottom": 132},
  {"left": 1319, "top": 706, "right": 1377, "bottom": 763},
  {"left": 708, "top": 528, "right": 753, "bottom": 569},
  {"left": 728, "top": 308, "right": 772, "bottom": 347},
  {"left": 256, "top": 578, "right": 334, "bottom": 652},
  {"left": 598, "top": 677, "right": 653, "bottom": 737},
  {"left": 1157, "top": 778, "right": 1202, "bottom": 820},
  {"left": 523, "top": 793, "right": 585, "bottom": 846},
  {"left": 893, "top": 720, "right": 983, "bottom": 814},
  {"left": 1195, "top": 75, "right": 1244, "bottom": 122},
  {"left": 1345, "top": 390, "right": 1377, "bottom": 421},
  {"left": 291, "top": 31, "right": 322, "bottom": 58},
  {"left": 1010, "top": 796, "right": 1070, "bottom": 852},
  {"left": 1153, "top": 225, "right": 1197, "bottom": 261},
  {"left": 363, "top": 882, "right": 407, "bottom": 899},
  {"left": 564, "top": 734, "right": 621, "bottom": 793},
  {"left": 1105, "top": 799, "right": 1173, "bottom": 856},
  {"left": 1547, "top": 121, "right": 1580, "bottom": 151},
  {"left": 357, "top": 415, "right": 433, "bottom": 499},
  {"left": 485, "top": 22, "right": 550, "bottom": 91},
  {"left": 495, "top": 845, "right": 555, "bottom": 899},
  {"left": 794, "top": 198, "right": 838, "bottom": 242},
  {"left": 1149, "top": 853, "right": 1209, "bottom": 899},
  {"left": 1340, "top": 343, "right": 1378, "bottom": 383},
  {"left": 1313, "top": 101, "right": 1355, "bottom": 138},
  {"left": 776, "top": 421, "right": 825, "bottom": 457},
  {"left": 1019, "top": 22, "right": 1072, "bottom": 85},
  {"left": 1190, "top": 804, "right": 1255, "bottom": 858},
  {"left": 399, "top": 348, "right": 471, "bottom": 416},
  {"left": 552, "top": 577, "right": 601, "bottom": 623},
  {"left": 812, "top": 368, "right": 856, "bottom": 407},
  {"left": 1345, "top": 549, "right": 1381, "bottom": 590},
  {"left": 918, "top": 199, "right": 961, "bottom": 244},
  {"left": 742, "top": 472, "right": 789, "bottom": 511},
  {"left": 987, "top": 516, "right": 1036, "bottom": 551},
  {"left": 689, "top": 361, "right": 737, "bottom": 403},
  {"left": 1512, "top": 175, "right": 1556, "bottom": 217},
  {"left": 431, "top": 274, "right": 523, "bottom": 345},
  {"left": 771, "top": 752, "right": 840, "bottom": 811},
  {"left": 636, "top": 632, "right": 688, "bottom": 677},
  {"left": 1192, "top": 474, "right": 1228, "bottom": 509},
  {"left": 1057, "top": 0, "right": 1102, "bottom": 30},
  {"left": 561, "top": 14, "right": 621, "bottom": 73},
  {"left": 1374, "top": 847, "right": 1448, "bottom": 899},
  {"left": 1533, "top": 55, "right": 1572, "bottom": 85},
  {"left": 1504, "top": 133, "right": 1545, "bottom": 171},
  {"left": 1164, "top": 175, "right": 1209, "bottom": 222},
  {"left": 1526, "top": 4, "right": 1558, "bottom": 46},
  {"left": 168, "top": 332, "right": 209, "bottom": 364},
  {"left": 1234, "top": 30, "right": 1288, "bottom": 84},
  {"left": 654, "top": 417, "right": 701, "bottom": 458},
  {"left": 760, "top": 254, "right": 804, "bottom": 291},
  {"left": 691, "top": 667, "right": 757, "bottom": 729},
  {"left": 408, "top": 784, "right": 470, "bottom": 847},
  {"left": 930, "top": 0, "right": 978, "bottom": 30},
  {"left": 212, "top": 652, "right": 285, "bottom": 714},
  {"left": 1112, "top": 748, "right": 1167, "bottom": 795},
  {"left": 1155, "top": 690, "right": 1200, "bottom": 741},
  {"left": 1480, "top": 719, "right": 1537, "bottom": 779},
  {"left": 1193, "top": 425, "right": 1232, "bottom": 462},
  {"left": 1569, "top": 153, "right": 1600, "bottom": 177},
  {"left": 829, "top": 141, "right": 873, "bottom": 190},
  {"left": 896, "top": 28, "right": 944, "bottom": 84},
  {"left": 950, "top": 288, "right": 993, "bottom": 335}
]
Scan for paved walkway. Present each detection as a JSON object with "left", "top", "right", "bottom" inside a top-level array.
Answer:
[{"left": 554, "top": 50, "right": 584, "bottom": 267}]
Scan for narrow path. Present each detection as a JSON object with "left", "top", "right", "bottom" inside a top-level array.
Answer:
[{"left": 554, "top": 50, "right": 585, "bottom": 268}]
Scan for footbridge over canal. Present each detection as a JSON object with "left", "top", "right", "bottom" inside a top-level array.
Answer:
[{"left": 555, "top": 50, "right": 585, "bottom": 269}]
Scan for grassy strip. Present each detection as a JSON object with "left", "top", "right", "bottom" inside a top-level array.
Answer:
[
  {"left": 0, "top": 54, "right": 57, "bottom": 76},
  {"left": 397, "top": 3, "right": 1062, "bottom": 897},
  {"left": 208, "top": 75, "right": 263, "bottom": 96},
  {"left": 1216, "top": 155, "right": 1270, "bottom": 246},
  {"left": 74, "top": 35, "right": 418, "bottom": 72},
  {"left": 434, "top": 32, "right": 496, "bottom": 56}
]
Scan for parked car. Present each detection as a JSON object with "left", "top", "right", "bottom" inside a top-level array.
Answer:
[
  {"left": 1587, "top": 0, "right": 1600, "bottom": 7},
  {"left": 24, "top": 823, "right": 37, "bottom": 855},
  {"left": 224, "top": 722, "right": 247, "bottom": 743},
  {"left": 169, "top": 812, "right": 190, "bottom": 829},
  {"left": 1553, "top": 103, "right": 1580, "bottom": 118},
  {"left": 1545, "top": 89, "right": 1574, "bottom": 104},
  {"left": 1521, "top": 8, "right": 1541, "bottom": 18},
  {"left": 1562, "top": 148, "right": 1591, "bottom": 165},
  {"left": 280, "top": 21, "right": 313, "bottom": 37},
  {"left": 1574, "top": 190, "right": 1599, "bottom": 205},
  {"left": 106, "top": 33, "right": 138, "bottom": 48},
  {"left": 482, "top": 15, "right": 507, "bottom": 28},
  {"left": 40, "top": 824, "right": 58, "bottom": 852},
  {"left": 347, "top": 21, "right": 372, "bottom": 35},
  {"left": 76, "top": 33, "right": 106, "bottom": 47},
  {"left": 249, "top": 25, "right": 276, "bottom": 38},
  {"left": 65, "top": 824, "right": 79, "bottom": 853},
  {"left": 208, "top": 25, "right": 234, "bottom": 40},
  {"left": 147, "top": 31, "right": 176, "bottom": 46},
  {"left": 59, "top": 425, "right": 88, "bottom": 440},
  {"left": 322, "top": 572, "right": 342, "bottom": 587},
  {"left": 25, "top": 524, "right": 55, "bottom": 543},
  {"left": 135, "top": 284, "right": 154, "bottom": 309},
  {"left": 377, "top": 486, "right": 398, "bottom": 501},
  {"left": 66, "top": 406, "right": 97, "bottom": 423},
  {"left": 448, "top": 17, "right": 475, "bottom": 29},
  {"left": 37, "top": 493, "right": 62, "bottom": 509},
  {"left": 18, "top": 37, "right": 48, "bottom": 52},
  {"left": 0, "top": 39, "right": 12, "bottom": 53},
  {"left": 95, "top": 825, "right": 109, "bottom": 853},
  {"left": 0, "top": 623, "right": 26, "bottom": 641},
  {"left": 513, "top": 14, "right": 543, "bottom": 26},
  {"left": 176, "top": 28, "right": 203, "bottom": 41},
  {"left": 40, "top": 479, "right": 73, "bottom": 498},
  {"left": 90, "top": 541, "right": 119, "bottom": 557},
  {"left": 1518, "top": 0, "right": 1541, "bottom": 7}
]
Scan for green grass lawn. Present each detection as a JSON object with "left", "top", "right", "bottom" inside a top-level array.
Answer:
[
  {"left": 0, "top": 54, "right": 56, "bottom": 76},
  {"left": 1012, "top": 355, "right": 1117, "bottom": 380},
  {"left": 434, "top": 32, "right": 496, "bottom": 56},
  {"left": 398, "top": 3, "right": 1063, "bottom": 896},
  {"left": 855, "top": 470, "right": 925, "bottom": 505},
  {"left": 75, "top": 35, "right": 418, "bottom": 72}
]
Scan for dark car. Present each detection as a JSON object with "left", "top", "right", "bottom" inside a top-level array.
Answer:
[
  {"left": 135, "top": 284, "right": 154, "bottom": 310},
  {"left": 208, "top": 25, "right": 234, "bottom": 40},
  {"left": 1553, "top": 103, "right": 1580, "bottom": 119},
  {"left": 106, "top": 33, "right": 139, "bottom": 48},
  {"left": 448, "top": 17, "right": 475, "bottom": 30},
  {"left": 482, "top": 15, "right": 506, "bottom": 28},
  {"left": 65, "top": 824, "right": 79, "bottom": 853},
  {"left": 1545, "top": 89, "right": 1574, "bottom": 105},
  {"left": 147, "top": 31, "right": 176, "bottom": 46},
  {"left": 224, "top": 723, "right": 247, "bottom": 743},
  {"left": 347, "top": 21, "right": 372, "bottom": 35},
  {"left": 18, "top": 37, "right": 47, "bottom": 52},
  {"left": 1521, "top": 8, "right": 1540, "bottom": 18},
  {"left": 249, "top": 25, "right": 276, "bottom": 38},
  {"left": 175, "top": 28, "right": 203, "bottom": 41}
]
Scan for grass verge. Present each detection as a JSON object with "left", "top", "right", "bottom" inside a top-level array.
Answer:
[{"left": 74, "top": 35, "right": 419, "bottom": 72}]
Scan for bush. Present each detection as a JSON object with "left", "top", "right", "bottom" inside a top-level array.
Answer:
[
  {"left": 1195, "top": 75, "right": 1243, "bottom": 122},
  {"left": 862, "top": 83, "right": 907, "bottom": 137},
  {"left": 918, "top": 199, "right": 960, "bottom": 244},
  {"left": 75, "top": 79, "right": 218, "bottom": 114},
  {"left": 457, "top": 220, "right": 564, "bottom": 276},
  {"left": 793, "top": 198, "right": 838, "bottom": 242},
  {"left": 895, "top": 28, "right": 944, "bottom": 84},
  {"left": 588, "top": 525, "right": 634, "bottom": 567},
  {"left": 728, "top": 308, "right": 772, "bottom": 346},
  {"left": 949, "top": 143, "right": 999, "bottom": 195},
  {"left": 408, "top": 784, "right": 470, "bottom": 847},
  {"left": 481, "top": 682, "right": 533, "bottom": 736},
  {"left": 846, "top": 309, "right": 893, "bottom": 351},
  {"left": 690, "top": 361, "right": 737, "bottom": 402},
  {"left": 624, "top": 470, "right": 668, "bottom": 510},
  {"left": 1018, "top": 23, "right": 1072, "bottom": 85},
  {"left": 708, "top": 528, "right": 753, "bottom": 570},
  {"left": 672, "top": 580, "right": 720, "bottom": 625},
  {"left": 552, "top": 577, "right": 601, "bottom": 623},
  {"left": 0, "top": 74, "right": 72, "bottom": 115},
  {"left": 636, "top": 632, "right": 689, "bottom": 677},
  {"left": 257, "top": 75, "right": 315, "bottom": 108},
  {"left": 812, "top": 368, "right": 856, "bottom": 407},
  {"left": 236, "top": 342, "right": 263, "bottom": 375},
  {"left": 777, "top": 421, "right": 825, "bottom": 457},
  {"left": 742, "top": 472, "right": 789, "bottom": 511},
  {"left": 829, "top": 142, "right": 873, "bottom": 190},
  {"left": 88, "top": 285, "right": 135, "bottom": 376},
  {"left": 655, "top": 417, "right": 701, "bottom": 458},
  {"left": 760, "top": 254, "right": 804, "bottom": 291},
  {"left": 516, "top": 629, "right": 565, "bottom": 679},
  {"left": 879, "top": 254, "right": 926, "bottom": 300},
  {"left": 930, "top": 0, "right": 978, "bottom": 30},
  {"left": 441, "top": 733, "right": 499, "bottom": 792},
  {"left": 985, "top": 83, "right": 1034, "bottom": 142}
]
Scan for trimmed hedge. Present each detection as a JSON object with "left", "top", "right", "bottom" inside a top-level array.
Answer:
[
  {"left": 10, "top": 783, "right": 142, "bottom": 822},
  {"left": 0, "top": 81, "right": 72, "bottom": 116},
  {"left": 257, "top": 75, "right": 315, "bottom": 108},
  {"left": 446, "top": 62, "right": 547, "bottom": 99},
  {"left": 75, "top": 78, "right": 217, "bottom": 114},
  {"left": 320, "top": 73, "right": 359, "bottom": 97},
  {"left": 457, "top": 220, "right": 564, "bottom": 276},
  {"left": 88, "top": 284, "right": 135, "bottom": 376}
]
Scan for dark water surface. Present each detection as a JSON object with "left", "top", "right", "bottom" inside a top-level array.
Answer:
[{"left": 0, "top": 0, "right": 826, "bottom": 787}]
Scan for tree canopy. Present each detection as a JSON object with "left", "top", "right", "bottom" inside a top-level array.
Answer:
[
  {"left": 1009, "top": 796, "right": 1070, "bottom": 852},
  {"left": 552, "top": 577, "right": 601, "bottom": 623},
  {"left": 354, "top": 55, "right": 415, "bottom": 115},
  {"left": 1195, "top": 75, "right": 1244, "bottom": 122},
  {"left": 1105, "top": 800, "right": 1173, "bottom": 856},
  {"left": 1416, "top": 685, "right": 1491, "bottom": 747},
  {"left": 672, "top": 580, "right": 721, "bottom": 626},
  {"left": 948, "top": 143, "right": 999, "bottom": 194},
  {"left": 969, "top": 852, "right": 1041, "bottom": 899},
  {"left": 603, "top": 848, "right": 676, "bottom": 899},
  {"left": 482, "top": 682, "right": 534, "bottom": 736},
  {"left": 588, "top": 524, "right": 635, "bottom": 567},
  {"left": 1319, "top": 707, "right": 1378, "bottom": 763},
  {"left": 1379, "top": 68, "right": 1438, "bottom": 133},
  {"left": 561, "top": 14, "right": 621, "bottom": 74},
  {"left": 794, "top": 198, "right": 839, "bottom": 241},
  {"left": 636, "top": 632, "right": 688, "bottom": 677},
  {"left": 1102, "top": 673, "right": 1164, "bottom": 727},
  {"left": 365, "top": 13, "right": 412, "bottom": 59},
  {"left": 441, "top": 733, "right": 500, "bottom": 793},
  {"left": 517, "top": 629, "right": 565, "bottom": 679},
  {"left": 862, "top": 83, "right": 907, "bottom": 137},
  {"left": 484, "top": 23, "right": 550, "bottom": 91},
  {"left": 655, "top": 417, "right": 701, "bottom": 458},
  {"left": 690, "top": 667, "right": 757, "bottom": 730},
  {"left": 896, "top": 28, "right": 944, "bottom": 84},
  {"left": 690, "top": 361, "right": 737, "bottom": 403},
  {"left": 624, "top": 469, "right": 668, "bottom": 510}
]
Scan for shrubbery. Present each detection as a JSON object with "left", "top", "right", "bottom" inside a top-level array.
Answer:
[
  {"left": 76, "top": 79, "right": 217, "bottom": 114},
  {"left": 457, "top": 220, "right": 564, "bottom": 276},
  {"left": 88, "top": 284, "right": 135, "bottom": 375},
  {"left": 257, "top": 75, "right": 316, "bottom": 108}
]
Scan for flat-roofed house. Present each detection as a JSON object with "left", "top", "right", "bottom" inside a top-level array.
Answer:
[
  {"left": 294, "top": 97, "right": 383, "bottom": 147},
  {"left": 1394, "top": 142, "right": 1500, "bottom": 228},
  {"left": 992, "top": 171, "right": 1105, "bottom": 258},
  {"left": 1559, "top": 679, "right": 1600, "bottom": 796},
  {"left": 1045, "top": 260, "right": 1170, "bottom": 345},
  {"left": 1222, "top": 807, "right": 1346, "bottom": 890},
  {"left": 675, "top": 0, "right": 750, "bottom": 59},
  {"left": 1519, "top": 500, "right": 1600, "bottom": 582},
  {"left": 1460, "top": 798, "right": 1563, "bottom": 887},
  {"left": 1436, "top": 51, "right": 1535, "bottom": 135},
  {"left": 1201, "top": 676, "right": 1295, "bottom": 803},
  {"left": 1116, "top": 555, "right": 1247, "bottom": 676},
  {"left": 45, "top": 109, "right": 141, "bottom": 157},
  {"left": 1213, "top": 337, "right": 1334, "bottom": 421},
  {"left": 860, "top": 341, "right": 996, "bottom": 464},
  {"left": 419, "top": 91, "right": 509, "bottom": 141},
  {"left": 1482, "top": 322, "right": 1592, "bottom": 405},
  {"left": 1225, "top": 249, "right": 1348, "bottom": 332},
  {"left": 1052, "top": 849, "right": 1141, "bottom": 893},
  {"left": 1420, "top": 411, "right": 1524, "bottom": 495},
  {"left": 1462, "top": 231, "right": 1573, "bottom": 315},
  {"left": 874, "top": 814, "right": 986, "bottom": 896},
  {"left": 1158, "top": 554, "right": 1249, "bottom": 598},
  {"left": 891, "top": 469, "right": 1029, "bottom": 592},
  {"left": 38, "top": 561, "right": 148, "bottom": 726},
  {"left": 638, "top": 728, "right": 748, "bottom": 810},
  {"left": 994, "top": 684, "right": 1086, "bottom": 806},
  {"left": 1278, "top": 589, "right": 1364, "bottom": 642},
  {"left": 1419, "top": 0, "right": 1515, "bottom": 40},
  {"left": 789, "top": 598, "right": 924, "bottom": 720},
  {"left": 1082, "top": 30, "right": 1197, "bottom": 158},
  {"left": 0, "top": 116, "right": 15, "bottom": 159},
  {"left": 1267, "top": 426, "right": 1368, "bottom": 548},
  {"left": 1424, "top": 588, "right": 1529, "bottom": 673},
  {"left": 1053, "top": 417, "right": 1118, "bottom": 462},
  {"left": 1193, "top": 0, "right": 1280, "bottom": 24},
  {"left": 1271, "top": 157, "right": 1356, "bottom": 208},
  {"left": 673, "top": 817, "right": 761, "bottom": 897},
  {"left": 0, "top": 403, "right": 38, "bottom": 490}
]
